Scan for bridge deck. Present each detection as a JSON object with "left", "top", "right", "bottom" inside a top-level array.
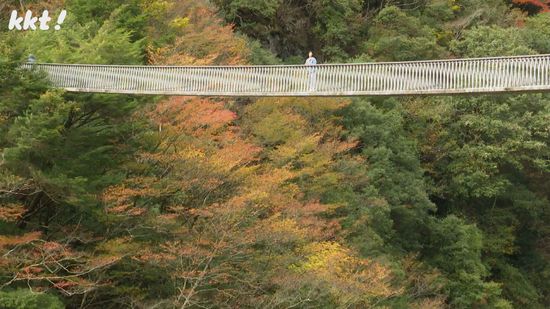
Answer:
[{"left": 24, "top": 54, "right": 550, "bottom": 96}]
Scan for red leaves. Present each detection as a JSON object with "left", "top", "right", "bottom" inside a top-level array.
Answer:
[
  {"left": 53, "top": 280, "right": 79, "bottom": 289},
  {"left": 42, "top": 241, "right": 63, "bottom": 253},
  {"left": 22, "top": 266, "right": 43, "bottom": 275},
  {"left": 513, "top": 0, "right": 550, "bottom": 12},
  {"left": 103, "top": 94, "right": 264, "bottom": 221},
  {"left": 152, "top": 97, "right": 237, "bottom": 136},
  {"left": 95, "top": 54, "right": 393, "bottom": 306}
]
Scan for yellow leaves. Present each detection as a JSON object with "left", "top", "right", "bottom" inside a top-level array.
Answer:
[
  {"left": 297, "top": 242, "right": 351, "bottom": 272},
  {"left": 139, "top": 146, "right": 206, "bottom": 163},
  {"left": 252, "top": 167, "right": 295, "bottom": 189},
  {"left": 209, "top": 140, "right": 262, "bottom": 172},
  {"left": 254, "top": 109, "right": 308, "bottom": 145},
  {"left": 269, "top": 217, "right": 305, "bottom": 236},
  {"left": 236, "top": 167, "right": 297, "bottom": 211},
  {"left": 270, "top": 134, "right": 321, "bottom": 164},
  {"left": 0, "top": 113, "right": 8, "bottom": 124},
  {"left": 141, "top": 0, "right": 174, "bottom": 19},
  {"left": 242, "top": 97, "right": 359, "bottom": 202},
  {"left": 293, "top": 241, "right": 398, "bottom": 300},
  {"left": 254, "top": 216, "right": 308, "bottom": 245},
  {"left": 182, "top": 146, "right": 207, "bottom": 159},
  {"left": 170, "top": 17, "right": 190, "bottom": 29}
]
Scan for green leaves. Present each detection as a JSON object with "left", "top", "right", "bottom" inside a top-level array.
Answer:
[
  {"left": 450, "top": 26, "right": 535, "bottom": 57},
  {"left": 0, "top": 289, "right": 64, "bottom": 309},
  {"left": 15, "top": 8, "right": 144, "bottom": 64},
  {"left": 309, "top": 0, "right": 364, "bottom": 60},
  {"left": 401, "top": 91, "right": 550, "bottom": 307},
  {"left": 366, "top": 6, "right": 445, "bottom": 61},
  {"left": 427, "top": 94, "right": 549, "bottom": 199},
  {"left": 226, "top": 0, "right": 282, "bottom": 19},
  {"left": 214, "top": 0, "right": 366, "bottom": 61},
  {"left": 524, "top": 13, "right": 550, "bottom": 53},
  {"left": 341, "top": 99, "right": 434, "bottom": 212},
  {"left": 1, "top": 1, "right": 549, "bottom": 308},
  {"left": 426, "top": 216, "right": 512, "bottom": 308}
]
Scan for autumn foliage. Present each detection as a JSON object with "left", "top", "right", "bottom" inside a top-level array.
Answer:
[
  {"left": 146, "top": 1, "right": 248, "bottom": 65},
  {"left": 513, "top": 0, "right": 550, "bottom": 12},
  {"left": 96, "top": 90, "right": 403, "bottom": 306},
  {"left": 2, "top": 0, "right": 549, "bottom": 308}
]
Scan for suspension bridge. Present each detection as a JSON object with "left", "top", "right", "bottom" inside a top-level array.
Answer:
[{"left": 24, "top": 54, "right": 550, "bottom": 97}]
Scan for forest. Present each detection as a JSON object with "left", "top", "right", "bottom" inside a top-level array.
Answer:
[{"left": 0, "top": 0, "right": 549, "bottom": 308}]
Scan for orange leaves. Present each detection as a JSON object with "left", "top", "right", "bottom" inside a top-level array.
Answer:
[
  {"left": 152, "top": 97, "right": 237, "bottom": 136},
  {"left": 291, "top": 201, "right": 342, "bottom": 240},
  {"left": 146, "top": 1, "right": 248, "bottom": 65},
  {"left": 0, "top": 203, "right": 25, "bottom": 222},
  {"left": 22, "top": 266, "right": 43, "bottom": 275},
  {"left": 42, "top": 241, "right": 63, "bottom": 253},
  {"left": 0, "top": 231, "right": 41, "bottom": 249},
  {"left": 53, "top": 280, "right": 79, "bottom": 289},
  {"left": 185, "top": 207, "right": 215, "bottom": 218},
  {"left": 102, "top": 177, "right": 160, "bottom": 216},
  {"left": 95, "top": 26, "right": 382, "bottom": 304},
  {"left": 103, "top": 96, "right": 263, "bottom": 220},
  {"left": 154, "top": 99, "right": 262, "bottom": 173},
  {"left": 1, "top": 233, "right": 121, "bottom": 296}
]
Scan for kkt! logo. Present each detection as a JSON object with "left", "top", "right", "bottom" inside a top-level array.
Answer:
[{"left": 7, "top": 10, "right": 67, "bottom": 31}]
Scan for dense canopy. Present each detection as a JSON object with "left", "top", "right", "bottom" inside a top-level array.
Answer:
[{"left": 0, "top": 0, "right": 548, "bottom": 308}]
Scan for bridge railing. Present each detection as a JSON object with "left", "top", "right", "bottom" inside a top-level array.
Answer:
[{"left": 23, "top": 54, "right": 550, "bottom": 96}]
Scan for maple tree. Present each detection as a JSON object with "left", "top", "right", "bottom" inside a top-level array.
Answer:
[
  {"left": 97, "top": 92, "right": 405, "bottom": 307},
  {"left": 1, "top": 0, "right": 549, "bottom": 308},
  {"left": 146, "top": 1, "right": 249, "bottom": 65}
]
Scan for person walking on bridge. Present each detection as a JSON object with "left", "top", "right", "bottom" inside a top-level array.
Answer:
[{"left": 305, "top": 51, "right": 317, "bottom": 91}]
